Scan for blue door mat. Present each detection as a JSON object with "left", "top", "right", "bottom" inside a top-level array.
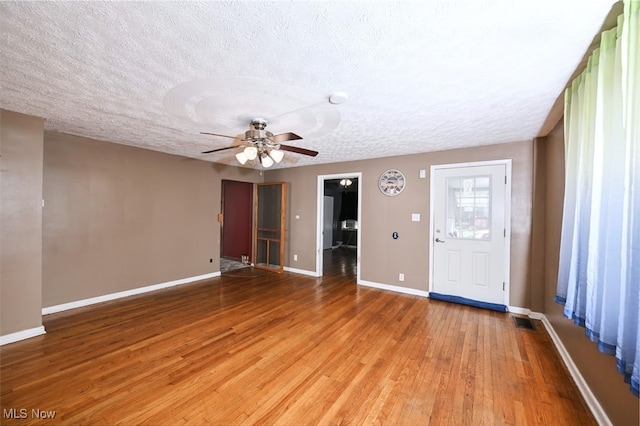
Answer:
[{"left": 429, "top": 292, "right": 508, "bottom": 312}]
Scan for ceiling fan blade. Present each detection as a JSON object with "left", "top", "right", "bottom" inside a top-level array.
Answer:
[
  {"left": 270, "top": 132, "right": 302, "bottom": 143},
  {"left": 201, "top": 145, "right": 241, "bottom": 154},
  {"left": 200, "top": 132, "right": 237, "bottom": 139},
  {"left": 279, "top": 144, "right": 319, "bottom": 157}
]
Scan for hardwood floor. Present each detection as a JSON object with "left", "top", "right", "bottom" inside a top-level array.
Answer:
[
  {"left": 1, "top": 252, "right": 594, "bottom": 425},
  {"left": 323, "top": 247, "right": 357, "bottom": 278}
]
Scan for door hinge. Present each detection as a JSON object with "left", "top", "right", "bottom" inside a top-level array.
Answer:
[
  {"left": 503, "top": 282, "right": 506, "bottom": 291},
  {"left": 504, "top": 229, "right": 506, "bottom": 237},
  {"left": 504, "top": 175, "right": 507, "bottom": 184}
]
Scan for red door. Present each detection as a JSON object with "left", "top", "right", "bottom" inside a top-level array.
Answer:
[{"left": 221, "top": 180, "right": 253, "bottom": 261}]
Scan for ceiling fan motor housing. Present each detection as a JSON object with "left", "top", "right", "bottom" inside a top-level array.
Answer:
[
  {"left": 246, "top": 119, "right": 273, "bottom": 141},
  {"left": 246, "top": 129, "right": 273, "bottom": 141}
]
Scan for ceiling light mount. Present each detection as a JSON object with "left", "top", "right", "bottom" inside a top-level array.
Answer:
[{"left": 329, "top": 92, "right": 348, "bottom": 105}]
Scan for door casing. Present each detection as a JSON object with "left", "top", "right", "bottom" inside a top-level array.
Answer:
[
  {"left": 316, "top": 172, "right": 362, "bottom": 279},
  {"left": 428, "top": 160, "right": 512, "bottom": 307},
  {"left": 221, "top": 180, "right": 253, "bottom": 261}
]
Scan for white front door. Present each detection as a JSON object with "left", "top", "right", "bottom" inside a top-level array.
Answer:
[{"left": 431, "top": 162, "right": 510, "bottom": 307}]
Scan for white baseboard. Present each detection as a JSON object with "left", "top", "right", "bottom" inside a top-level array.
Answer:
[
  {"left": 42, "top": 272, "right": 220, "bottom": 315},
  {"left": 357, "top": 279, "right": 430, "bottom": 298},
  {"left": 528, "top": 311, "right": 545, "bottom": 320},
  {"left": 538, "top": 314, "right": 611, "bottom": 426},
  {"left": 508, "top": 306, "right": 533, "bottom": 315},
  {"left": 284, "top": 266, "right": 319, "bottom": 277},
  {"left": 0, "top": 326, "right": 46, "bottom": 346},
  {"left": 507, "top": 307, "right": 545, "bottom": 321}
]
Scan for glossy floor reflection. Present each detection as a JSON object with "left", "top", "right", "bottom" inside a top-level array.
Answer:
[
  {"left": 1, "top": 248, "right": 596, "bottom": 425},
  {"left": 323, "top": 246, "right": 357, "bottom": 278}
]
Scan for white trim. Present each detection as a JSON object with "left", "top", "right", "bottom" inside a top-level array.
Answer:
[
  {"left": 429, "top": 159, "right": 514, "bottom": 169},
  {"left": 284, "top": 266, "right": 319, "bottom": 277},
  {"left": 538, "top": 314, "right": 612, "bottom": 426},
  {"left": 428, "top": 159, "right": 512, "bottom": 307},
  {"left": 527, "top": 311, "right": 544, "bottom": 320},
  {"left": 316, "top": 172, "right": 362, "bottom": 280},
  {"left": 507, "top": 306, "right": 545, "bottom": 320},
  {"left": 358, "top": 279, "right": 430, "bottom": 298},
  {"left": 508, "top": 306, "right": 532, "bottom": 315},
  {"left": 42, "top": 272, "right": 220, "bottom": 315},
  {"left": 504, "top": 160, "right": 513, "bottom": 305},
  {"left": 0, "top": 326, "right": 46, "bottom": 346}
]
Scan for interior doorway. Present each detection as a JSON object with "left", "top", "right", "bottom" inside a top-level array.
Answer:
[
  {"left": 220, "top": 180, "right": 253, "bottom": 273},
  {"left": 316, "top": 173, "right": 362, "bottom": 279},
  {"left": 254, "top": 182, "right": 286, "bottom": 273}
]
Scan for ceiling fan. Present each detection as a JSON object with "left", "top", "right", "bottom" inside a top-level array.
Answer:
[{"left": 201, "top": 118, "right": 318, "bottom": 168}]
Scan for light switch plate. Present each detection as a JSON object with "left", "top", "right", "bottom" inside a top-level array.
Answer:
[{"left": 412, "top": 213, "right": 420, "bottom": 221}]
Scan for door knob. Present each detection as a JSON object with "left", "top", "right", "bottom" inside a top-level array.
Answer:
[{"left": 435, "top": 238, "right": 445, "bottom": 243}]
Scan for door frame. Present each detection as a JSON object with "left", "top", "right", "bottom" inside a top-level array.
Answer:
[
  {"left": 220, "top": 180, "right": 254, "bottom": 262},
  {"left": 316, "top": 172, "right": 362, "bottom": 279},
  {"left": 428, "top": 159, "right": 512, "bottom": 307},
  {"left": 254, "top": 182, "right": 286, "bottom": 273}
]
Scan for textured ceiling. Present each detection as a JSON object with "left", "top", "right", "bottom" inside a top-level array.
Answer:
[{"left": 0, "top": 1, "right": 616, "bottom": 169}]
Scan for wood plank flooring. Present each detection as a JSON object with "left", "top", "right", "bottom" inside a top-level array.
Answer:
[{"left": 1, "top": 249, "right": 594, "bottom": 425}]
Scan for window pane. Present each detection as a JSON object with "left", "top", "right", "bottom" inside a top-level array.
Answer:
[{"left": 445, "top": 175, "right": 492, "bottom": 240}]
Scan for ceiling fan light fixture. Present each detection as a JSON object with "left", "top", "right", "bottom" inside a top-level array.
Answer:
[
  {"left": 340, "top": 178, "right": 353, "bottom": 187},
  {"left": 201, "top": 118, "right": 317, "bottom": 167},
  {"left": 261, "top": 153, "right": 274, "bottom": 168},
  {"left": 235, "top": 151, "right": 249, "bottom": 165},
  {"left": 244, "top": 146, "right": 258, "bottom": 160},
  {"left": 270, "top": 149, "right": 284, "bottom": 163}
]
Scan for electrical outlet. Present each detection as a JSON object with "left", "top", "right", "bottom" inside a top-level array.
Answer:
[
  {"left": 399, "top": 273, "right": 405, "bottom": 281},
  {"left": 294, "top": 254, "right": 298, "bottom": 261}
]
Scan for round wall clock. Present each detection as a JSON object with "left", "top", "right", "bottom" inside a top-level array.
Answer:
[{"left": 378, "top": 169, "right": 406, "bottom": 196}]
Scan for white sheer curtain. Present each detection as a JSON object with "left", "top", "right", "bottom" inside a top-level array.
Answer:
[{"left": 556, "top": 0, "right": 639, "bottom": 397}]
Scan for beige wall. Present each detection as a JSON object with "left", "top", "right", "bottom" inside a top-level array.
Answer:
[
  {"left": 42, "top": 131, "right": 263, "bottom": 307},
  {"left": 267, "top": 140, "right": 534, "bottom": 308},
  {"left": 540, "top": 121, "right": 639, "bottom": 426},
  {"left": 0, "top": 110, "right": 44, "bottom": 336},
  {"left": 529, "top": 137, "right": 547, "bottom": 313}
]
